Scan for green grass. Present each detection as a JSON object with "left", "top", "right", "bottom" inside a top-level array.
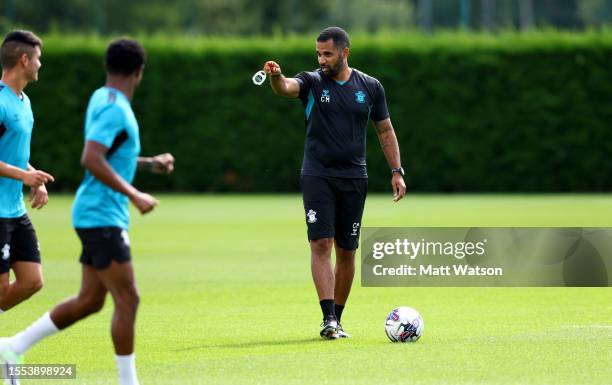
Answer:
[{"left": 5, "top": 194, "right": 612, "bottom": 385}]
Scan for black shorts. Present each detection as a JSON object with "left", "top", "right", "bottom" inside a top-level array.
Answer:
[
  {"left": 301, "top": 175, "right": 367, "bottom": 251},
  {"left": 76, "top": 227, "right": 131, "bottom": 270},
  {"left": 0, "top": 215, "right": 41, "bottom": 274}
]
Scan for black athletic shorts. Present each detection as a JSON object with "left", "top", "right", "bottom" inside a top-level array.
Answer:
[
  {"left": 0, "top": 215, "right": 41, "bottom": 274},
  {"left": 301, "top": 175, "right": 368, "bottom": 251},
  {"left": 76, "top": 227, "right": 131, "bottom": 270}
]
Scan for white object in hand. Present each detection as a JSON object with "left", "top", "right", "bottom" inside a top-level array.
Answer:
[{"left": 252, "top": 70, "right": 266, "bottom": 86}]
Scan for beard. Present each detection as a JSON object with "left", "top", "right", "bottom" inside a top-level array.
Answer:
[{"left": 321, "top": 56, "right": 345, "bottom": 77}]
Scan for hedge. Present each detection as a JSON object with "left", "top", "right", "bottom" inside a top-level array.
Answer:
[{"left": 19, "top": 31, "right": 612, "bottom": 192}]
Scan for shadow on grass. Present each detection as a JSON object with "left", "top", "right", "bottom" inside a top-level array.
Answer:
[{"left": 176, "top": 337, "right": 323, "bottom": 351}]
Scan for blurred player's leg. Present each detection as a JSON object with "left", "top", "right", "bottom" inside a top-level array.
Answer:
[
  {"left": 95, "top": 261, "right": 140, "bottom": 385},
  {"left": 0, "top": 336, "right": 22, "bottom": 385},
  {"left": 0, "top": 265, "right": 107, "bottom": 385},
  {"left": 0, "top": 216, "right": 44, "bottom": 312},
  {"left": 0, "top": 273, "right": 8, "bottom": 311},
  {"left": 50, "top": 265, "right": 108, "bottom": 329},
  {"left": 0, "top": 262, "right": 43, "bottom": 311},
  {"left": 6, "top": 265, "right": 107, "bottom": 359}
]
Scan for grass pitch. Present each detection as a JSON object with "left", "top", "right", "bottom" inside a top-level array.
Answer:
[{"left": 5, "top": 194, "right": 612, "bottom": 385}]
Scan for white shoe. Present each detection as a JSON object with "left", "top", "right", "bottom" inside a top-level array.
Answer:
[
  {"left": 319, "top": 317, "right": 339, "bottom": 340},
  {"left": 0, "top": 338, "right": 22, "bottom": 385},
  {"left": 336, "top": 323, "right": 352, "bottom": 338}
]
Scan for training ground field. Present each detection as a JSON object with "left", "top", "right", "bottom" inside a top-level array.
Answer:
[{"left": 5, "top": 194, "right": 612, "bottom": 385}]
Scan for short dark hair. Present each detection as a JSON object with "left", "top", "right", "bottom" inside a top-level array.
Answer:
[
  {"left": 1, "top": 30, "right": 42, "bottom": 69},
  {"left": 317, "top": 27, "right": 350, "bottom": 50},
  {"left": 105, "top": 38, "right": 146, "bottom": 76}
]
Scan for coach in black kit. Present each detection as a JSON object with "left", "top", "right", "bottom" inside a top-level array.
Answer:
[{"left": 263, "top": 26, "right": 405, "bottom": 339}]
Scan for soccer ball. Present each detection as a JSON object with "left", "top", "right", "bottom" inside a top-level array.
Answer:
[{"left": 385, "top": 306, "right": 424, "bottom": 342}]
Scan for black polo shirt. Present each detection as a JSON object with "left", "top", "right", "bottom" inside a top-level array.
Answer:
[{"left": 295, "top": 68, "right": 389, "bottom": 179}]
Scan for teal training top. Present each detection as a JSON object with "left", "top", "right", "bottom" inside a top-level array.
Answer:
[
  {"left": 72, "top": 87, "right": 141, "bottom": 230},
  {"left": 0, "top": 82, "right": 34, "bottom": 218}
]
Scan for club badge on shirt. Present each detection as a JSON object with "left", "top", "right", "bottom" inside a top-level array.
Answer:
[{"left": 355, "top": 91, "right": 366, "bottom": 104}]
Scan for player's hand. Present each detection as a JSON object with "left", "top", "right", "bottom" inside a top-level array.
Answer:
[
  {"left": 21, "top": 169, "right": 54, "bottom": 188},
  {"left": 391, "top": 174, "right": 406, "bottom": 202},
  {"left": 151, "top": 153, "right": 175, "bottom": 174},
  {"left": 263, "top": 61, "right": 282, "bottom": 77},
  {"left": 29, "top": 183, "right": 49, "bottom": 209},
  {"left": 130, "top": 191, "right": 159, "bottom": 215}
]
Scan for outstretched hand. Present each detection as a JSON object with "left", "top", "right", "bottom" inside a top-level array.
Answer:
[{"left": 263, "top": 61, "right": 282, "bottom": 77}]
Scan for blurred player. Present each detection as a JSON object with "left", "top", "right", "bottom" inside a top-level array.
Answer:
[
  {"left": 0, "top": 30, "right": 54, "bottom": 317},
  {"left": 0, "top": 38, "right": 174, "bottom": 385},
  {"left": 263, "top": 26, "right": 406, "bottom": 339}
]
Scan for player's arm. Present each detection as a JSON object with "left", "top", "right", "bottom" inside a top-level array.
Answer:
[
  {"left": 0, "top": 161, "right": 53, "bottom": 188},
  {"left": 374, "top": 118, "right": 406, "bottom": 202},
  {"left": 81, "top": 140, "right": 158, "bottom": 214},
  {"left": 137, "top": 153, "right": 175, "bottom": 174},
  {"left": 0, "top": 107, "right": 52, "bottom": 200},
  {"left": 263, "top": 61, "right": 300, "bottom": 98},
  {"left": 0, "top": 108, "right": 52, "bottom": 187},
  {"left": 26, "top": 163, "right": 50, "bottom": 209}
]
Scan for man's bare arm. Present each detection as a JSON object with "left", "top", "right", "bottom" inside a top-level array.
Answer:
[
  {"left": 374, "top": 118, "right": 406, "bottom": 202},
  {"left": 81, "top": 140, "right": 158, "bottom": 214},
  {"left": 0, "top": 161, "right": 53, "bottom": 187},
  {"left": 263, "top": 61, "right": 300, "bottom": 98},
  {"left": 374, "top": 118, "right": 401, "bottom": 169},
  {"left": 137, "top": 153, "right": 175, "bottom": 174}
]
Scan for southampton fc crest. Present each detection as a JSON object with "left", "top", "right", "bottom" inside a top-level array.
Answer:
[
  {"left": 1, "top": 244, "right": 10, "bottom": 260},
  {"left": 306, "top": 209, "right": 317, "bottom": 224},
  {"left": 355, "top": 91, "right": 366, "bottom": 104}
]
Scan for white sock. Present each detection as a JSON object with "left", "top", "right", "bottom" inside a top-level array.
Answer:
[
  {"left": 116, "top": 353, "right": 139, "bottom": 385},
  {"left": 0, "top": 309, "right": 4, "bottom": 314},
  {"left": 10, "top": 312, "right": 59, "bottom": 355}
]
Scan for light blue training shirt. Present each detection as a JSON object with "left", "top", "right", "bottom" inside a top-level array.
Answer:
[{"left": 72, "top": 87, "right": 141, "bottom": 229}]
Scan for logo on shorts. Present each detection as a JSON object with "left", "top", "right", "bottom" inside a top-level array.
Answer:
[
  {"left": 120, "top": 230, "right": 131, "bottom": 247},
  {"left": 1, "top": 244, "right": 10, "bottom": 260},
  {"left": 351, "top": 222, "right": 360, "bottom": 236},
  {"left": 306, "top": 209, "right": 318, "bottom": 224},
  {"left": 355, "top": 91, "right": 366, "bottom": 104}
]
